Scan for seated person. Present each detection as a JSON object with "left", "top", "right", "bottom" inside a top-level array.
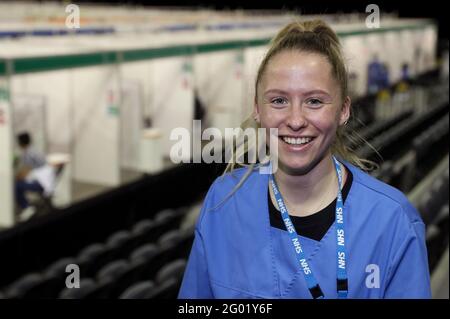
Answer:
[
  {"left": 14, "top": 132, "right": 55, "bottom": 221},
  {"left": 16, "top": 132, "right": 46, "bottom": 169}
]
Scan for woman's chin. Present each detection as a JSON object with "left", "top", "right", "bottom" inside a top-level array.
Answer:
[
  {"left": 277, "top": 152, "right": 329, "bottom": 176},
  {"left": 278, "top": 159, "right": 313, "bottom": 176}
]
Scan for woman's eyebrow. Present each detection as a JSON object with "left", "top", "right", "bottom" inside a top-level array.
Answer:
[
  {"left": 303, "top": 89, "right": 332, "bottom": 97},
  {"left": 263, "top": 89, "right": 289, "bottom": 96},
  {"left": 264, "top": 89, "right": 331, "bottom": 96}
]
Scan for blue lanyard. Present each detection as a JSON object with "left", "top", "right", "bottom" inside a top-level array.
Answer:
[{"left": 269, "top": 156, "right": 348, "bottom": 299}]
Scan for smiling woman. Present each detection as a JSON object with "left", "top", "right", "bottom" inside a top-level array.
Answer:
[
  {"left": 257, "top": 51, "right": 348, "bottom": 177},
  {"left": 178, "top": 20, "right": 432, "bottom": 299},
  {"left": 256, "top": 50, "right": 351, "bottom": 216}
]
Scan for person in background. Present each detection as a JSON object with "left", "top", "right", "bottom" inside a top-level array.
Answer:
[
  {"left": 367, "top": 54, "right": 383, "bottom": 94},
  {"left": 401, "top": 63, "right": 411, "bottom": 83},
  {"left": 15, "top": 132, "right": 55, "bottom": 221},
  {"left": 379, "top": 63, "right": 390, "bottom": 90},
  {"left": 16, "top": 132, "right": 46, "bottom": 170}
]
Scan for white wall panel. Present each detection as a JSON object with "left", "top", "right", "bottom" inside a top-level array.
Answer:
[{"left": 72, "top": 66, "right": 120, "bottom": 186}]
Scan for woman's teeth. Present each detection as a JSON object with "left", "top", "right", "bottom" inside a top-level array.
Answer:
[{"left": 281, "top": 136, "right": 313, "bottom": 145}]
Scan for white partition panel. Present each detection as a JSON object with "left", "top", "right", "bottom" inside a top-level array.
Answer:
[
  {"left": 342, "top": 35, "right": 370, "bottom": 97},
  {"left": 194, "top": 50, "right": 245, "bottom": 131},
  {"left": 72, "top": 66, "right": 121, "bottom": 186},
  {"left": 365, "top": 33, "right": 387, "bottom": 64},
  {"left": 120, "top": 79, "right": 143, "bottom": 171},
  {"left": 0, "top": 80, "right": 14, "bottom": 227},
  {"left": 243, "top": 46, "right": 268, "bottom": 119},
  {"left": 119, "top": 60, "right": 154, "bottom": 171},
  {"left": 150, "top": 56, "right": 194, "bottom": 158},
  {"left": 11, "top": 71, "right": 72, "bottom": 153},
  {"left": 119, "top": 60, "right": 154, "bottom": 122},
  {"left": 12, "top": 94, "right": 47, "bottom": 155},
  {"left": 420, "top": 26, "right": 438, "bottom": 72},
  {"left": 398, "top": 30, "right": 416, "bottom": 76},
  {"left": 383, "top": 31, "right": 403, "bottom": 83}
]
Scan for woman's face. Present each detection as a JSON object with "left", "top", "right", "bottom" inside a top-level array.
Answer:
[{"left": 255, "top": 50, "right": 350, "bottom": 175}]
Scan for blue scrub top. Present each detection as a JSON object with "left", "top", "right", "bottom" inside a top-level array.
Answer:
[{"left": 178, "top": 160, "right": 432, "bottom": 299}]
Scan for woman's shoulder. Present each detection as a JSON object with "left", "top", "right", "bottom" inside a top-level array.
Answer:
[
  {"left": 345, "top": 161, "right": 423, "bottom": 225},
  {"left": 196, "top": 165, "right": 266, "bottom": 225}
]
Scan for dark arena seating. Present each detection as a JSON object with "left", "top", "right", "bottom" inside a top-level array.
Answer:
[
  {"left": 0, "top": 70, "right": 448, "bottom": 299},
  {"left": 0, "top": 162, "right": 224, "bottom": 299}
]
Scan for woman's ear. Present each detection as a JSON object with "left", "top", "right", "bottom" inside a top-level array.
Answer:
[
  {"left": 253, "top": 102, "right": 261, "bottom": 123},
  {"left": 339, "top": 96, "right": 351, "bottom": 126}
]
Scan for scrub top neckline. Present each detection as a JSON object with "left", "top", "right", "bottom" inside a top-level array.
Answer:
[
  {"left": 268, "top": 166, "right": 353, "bottom": 237},
  {"left": 263, "top": 161, "right": 354, "bottom": 247}
]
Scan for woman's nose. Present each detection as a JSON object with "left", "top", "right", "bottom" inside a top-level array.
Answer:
[{"left": 286, "top": 105, "right": 307, "bottom": 130}]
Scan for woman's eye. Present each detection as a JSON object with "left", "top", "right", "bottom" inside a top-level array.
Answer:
[
  {"left": 271, "top": 97, "right": 287, "bottom": 105},
  {"left": 306, "top": 98, "right": 324, "bottom": 107}
]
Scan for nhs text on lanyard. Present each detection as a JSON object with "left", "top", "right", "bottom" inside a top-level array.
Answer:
[{"left": 269, "top": 156, "right": 348, "bottom": 299}]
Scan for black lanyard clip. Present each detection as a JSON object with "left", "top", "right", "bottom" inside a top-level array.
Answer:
[
  {"left": 337, "top": 278, "right": 348, "bottom": 293},
  {"left": 309, "top": 284, "right": 325, "bottom": 299}
]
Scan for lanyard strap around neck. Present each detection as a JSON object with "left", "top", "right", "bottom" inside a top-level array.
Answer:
[{"left": 268, "top": 156, "right": 348, "bottom": 299}]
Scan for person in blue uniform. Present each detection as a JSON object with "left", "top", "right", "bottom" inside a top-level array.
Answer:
[{"left": 178, "top": 20, "right": 431, "bottom": 299}]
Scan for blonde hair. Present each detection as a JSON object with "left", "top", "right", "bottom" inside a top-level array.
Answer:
[{"left": 216, "top": 19, "right": 378, "bottom": 206}]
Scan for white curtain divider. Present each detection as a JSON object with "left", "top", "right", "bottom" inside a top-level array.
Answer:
[
  {"left": 0, "top": 78, "right": 14, "bottom": 227},
  {"left": 72, "top": 65, "right": 121, "bottom": 186}
]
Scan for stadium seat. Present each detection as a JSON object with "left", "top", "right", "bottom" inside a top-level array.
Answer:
[
  {"left": 155, "top": 208, "right": 186, "bottom": 233},
  {"left": 155, "top": 259, "right": 186, "bottom": 284},
  {"left": 99, "top": 258, "right": 151, "bottom": 298},
  {"left": 434, "top": 205, "right": 449, "bottom": 230},
  {"left": 110, "top": 258, "right": 151, "bottom": 296},
  {"left": 158, "top": 230, "right": 180, "bottom": 246},
  {"left": 97, "top": 259, "right": 129, "bottom": 281},
  {"left": 4, "top": 273, "right": 43, "bottom": 299},
  {"left": 427, "top": 204, "right": 449, "bottom": 272},
  {"left": 158, "top": 227, "right": 195, "bottom": 261},
  {"left": 82, "top": 278, "right": 115, "bottom": 299},
  {"left": 417, "top": 185, "right": 448, "bottom": 226},
  {"left": 119, "top": 281, "right": 155, "bottom": 299},
  {"left": 105, "top": 230, "right": 134, "bottom": 261},
  {"left": 154, "top": 209, "right": 178, "bottom": 222},
  {"left": 15, "top": 257, "right": 78, "bottom": 298},
  {"left": 154, "top": 217, "right": 182, "bottom": 234},
  {"left": 371, "top": 161, "right": 394, "bottom": 183},
  {"left": 93, "top": 259, "right": 131, "bottom": 299},
  {"left": 131, "top": 219, "right": 154, "bottom": 234},
  {"left": 147, "top": 277, "right": 180, "bottom": 299},
  {"left": 59, "top": 279, "right": 97, "bottom": 299},
  {"left": 136, "top": 245, "right": 175, "bottom": 281},
  {"left": 130, "top": 243, "right": 158, "bottom": 262},
  {"left": 40, "top": 257, "right": 77, "bottom": 298},
  {"left": 130, "top": 219, "right": 170, "bottom": 247},
  {"left": 358, "top": 110, "right": 413, "bottom": 142},
  {"left": 76, "top": 243, "right": 111, "bottom": 278}
]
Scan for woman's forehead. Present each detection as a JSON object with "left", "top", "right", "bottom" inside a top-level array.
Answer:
[{"left": 260, "top": 51, "right": 337, "bottom": 94}]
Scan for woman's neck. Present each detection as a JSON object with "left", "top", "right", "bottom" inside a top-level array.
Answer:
[{"left": 270, "top": 154, "right": 346, "bottom": 217}]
